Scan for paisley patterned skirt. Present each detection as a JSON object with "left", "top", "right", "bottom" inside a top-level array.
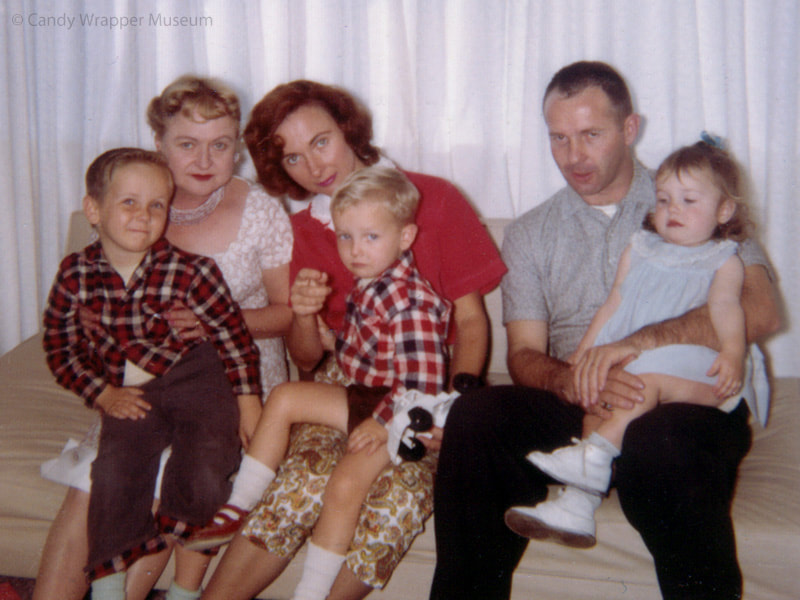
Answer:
[{"left": 240, "top": 357, "right": 438, "bottom": 588}]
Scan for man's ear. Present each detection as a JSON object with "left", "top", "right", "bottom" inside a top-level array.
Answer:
[
  {"left": 400, "top": 223, "right": 418, "bottom": 251},
  {"left": 623, "top": 113, "right": 641, "bottom": 146},
  {"left": 718, "top": 198, "right": 736, "bottom": 224},
  {"left": 83, "top": 195, "right": 101, "bottom": 226}
]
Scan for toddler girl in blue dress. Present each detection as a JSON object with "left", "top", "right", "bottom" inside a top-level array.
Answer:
[{"left": 505, "top": 138, "right": 769, "bottom": 547}]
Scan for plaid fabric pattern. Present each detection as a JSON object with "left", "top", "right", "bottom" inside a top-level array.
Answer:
[
  {"left": 85, "top": 534, "right": 168, "bottom": 581},
  {"left": 335, "top": 251, "right": 451, "bottom": 424},
  {"left": 43, "top": 238, "right": 261, "bottom": 406},
  {"left": 85, "top": 512, "right": 212, "bottom": 581}
]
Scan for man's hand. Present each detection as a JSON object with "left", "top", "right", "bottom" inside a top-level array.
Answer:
[
  {"left": 348, "top": 417, "right": 388, "bottom": 455},
  {"left": 291, "top": 269, "right": 332, "bottom": 316},
  {"left": 567, "top": 357, "right": 644, "bottom": 419},
  {"left": 95, "top": 385, "right": 151, "bottom": 420},
  {"left": 572, "top": 341, "right": 641, "bottom": 406}
]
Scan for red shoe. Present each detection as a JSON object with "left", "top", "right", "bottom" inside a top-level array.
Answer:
[
  {"left": 183, "top": 504, "right": 249, "bottom": 551},
  {"left": 0, "top": 583, "right": 23, "bottom": 600}
]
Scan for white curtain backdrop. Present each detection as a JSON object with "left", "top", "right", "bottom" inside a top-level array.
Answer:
[{"left": 2, "top": 0, "right": 798, "bottom": 376}]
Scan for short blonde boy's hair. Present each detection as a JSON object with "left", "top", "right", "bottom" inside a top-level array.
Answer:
[
  {"left": 331, "top": 166, "right": 419, "bottom": 225},
  {"left": 147, "top": 75, "right": 241, "bottom": 138},
  {"left": 86, "top": 148, "right": 174, "bottom": 201}
]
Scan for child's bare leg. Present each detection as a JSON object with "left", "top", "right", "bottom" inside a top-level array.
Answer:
[
  {"left": 167, "top": 544, "right": 211, "bottom": 599},
  {"left": 186, "top": 383, "right": 350, "bottom": 552},
  {"left": 591, "top": 379, "right": 660, "bottom": 449},
  {"left": 313, "top": 446, "right": 392, "bottom": 553},
  {"left": 246, "top": 382, "right": 349, "bottom": 471},
  {"left": 32, "top": 487, "right": 90, "bottom": 600},
  {"left": 591, "top": 374, "right": 719, "bottom": 449},
  {"left": 293, "top": 447, "right": 391, "bottom": 600},
  {"left": 125, "top": 539, "right": 174, "bottom": 600}
]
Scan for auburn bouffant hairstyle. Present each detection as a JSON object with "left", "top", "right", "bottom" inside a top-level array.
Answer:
[
  {"left": 244, "top": 80, "right": 380, "bottom": 200},
  {"left": 645, "top": 141, "right": 752, "bottom": 242}
]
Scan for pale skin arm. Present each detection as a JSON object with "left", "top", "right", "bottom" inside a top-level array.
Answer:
[
  {"left": 506, "top": 319, "right": 644, "bottom": 420},
  {"left": 164, "top": 265, "right": 293, "bottom": 341},
  {"left": 571, "top": 246, "right": 631, "bottom": 404},
  {"left": 239, "top": 263, "right": 293, "bottom": 338},
  {"left": 575, "top": 264, "right": 781, "bottom": 398},
  {"left": 706, "top": 255, "right": 746, "bottom": 398},
  {"left": 572, "top": 245, "right": 631, "bottom": 360},
  {"left": 285, "top": 268, "right": 331, "bottom": 371},
  {"left": 237, "top": 394, "right": 263, "bottom": 449}
]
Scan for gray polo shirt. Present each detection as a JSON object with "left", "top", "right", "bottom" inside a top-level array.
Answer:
[{"left": 501, "top": 160, "right": 769, "bottom": 361}]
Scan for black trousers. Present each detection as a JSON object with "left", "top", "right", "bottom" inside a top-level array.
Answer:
[
  {"left": 88, "top": 343, "right": 241, "bottom": 571},
  {"left": 429, "top": 386, "right": 751, "bottom": 600}
]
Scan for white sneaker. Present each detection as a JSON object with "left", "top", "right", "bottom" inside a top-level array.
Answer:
[
  {"left": 504, "top": 486, "right": 601, "bottom": 548},
  {"left": 526, "top": 438, "right": 614, "bottom": 493}
]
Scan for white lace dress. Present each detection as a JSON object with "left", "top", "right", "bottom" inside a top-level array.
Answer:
[{"left": 41, "top": 179, "right": 294, "bottom": 491}]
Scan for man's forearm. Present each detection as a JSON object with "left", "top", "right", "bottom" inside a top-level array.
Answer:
[
  {"left": 624, "top": 265, "right": 781, "bottom": 353},
  {"left": 508, "top": 347, "right": 571, "bottom": 400}
]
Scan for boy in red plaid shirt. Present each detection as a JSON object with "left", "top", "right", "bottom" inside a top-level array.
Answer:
[
  {"left": 186, "top": 166, "right": 450, "bottom": 600},
  {"left": 42, "top": 148, "right": 261, "bottom": 599}
]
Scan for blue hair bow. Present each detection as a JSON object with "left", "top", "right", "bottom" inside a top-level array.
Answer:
[{"left": 700, "top": 131, "right": 724, "bottom": 149}]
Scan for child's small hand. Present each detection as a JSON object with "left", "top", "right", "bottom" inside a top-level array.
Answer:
[
  {"left": 237, "top": 394, "right": 262, "bottom": 450},
  {"left": 95, "top": 385, "right": 151, "bottom": 420},
  {"left": 316, "top": 316, "right": 337, "bottom": 352},
  {"left": 347, "top": 417, "right": 388, "bottom": 455},
  {"left": 707, "top": 350, "right": 744, "bottom": 399}
]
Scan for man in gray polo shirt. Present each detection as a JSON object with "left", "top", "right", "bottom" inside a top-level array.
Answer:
[{"left": 430, "top": 61, "right": 780, "bottom": 600}]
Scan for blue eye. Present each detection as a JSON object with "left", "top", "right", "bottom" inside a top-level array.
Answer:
[
  {"left": 284, "top": 154, "right": 299, "bottom": 166},
  {"left": 316, "top": 137, "right": 328, "bottom": 148}
]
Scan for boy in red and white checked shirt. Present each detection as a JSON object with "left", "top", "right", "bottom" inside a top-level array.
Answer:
[
  {"left": 186, "top": 166, "right": 450, "bottom": 600},
  {"left": 42, "top": 148, "right": 261, "bottom": 599}
]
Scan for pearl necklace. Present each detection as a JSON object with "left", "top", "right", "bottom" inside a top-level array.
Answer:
[{"left": 169, "top": 184, "right": 225, "bottom": 225}]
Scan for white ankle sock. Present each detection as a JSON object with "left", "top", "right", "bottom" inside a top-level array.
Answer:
[
  {"left": 228, "top": 454, "right": 276, "bottom": 511},
  {"left": 164, "top": 580, "right": 201, "bottom": 600},
  {"left": 91, "top": 572, "right": 125, "bottom": 600},
  {"left": 588, "top": 431, "right": 621, "bottom": 456},
  {"left": 292, "top": 541, "right": 346, "bottom": 600}
]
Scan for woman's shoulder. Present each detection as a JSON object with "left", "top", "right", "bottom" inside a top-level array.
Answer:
[{"left": 403, "top": 170, "right": 466, "bottom": 209}]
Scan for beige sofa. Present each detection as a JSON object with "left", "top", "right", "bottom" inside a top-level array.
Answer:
[{"left": 1, "top": 217, "right": 798, "bottom": 599}]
